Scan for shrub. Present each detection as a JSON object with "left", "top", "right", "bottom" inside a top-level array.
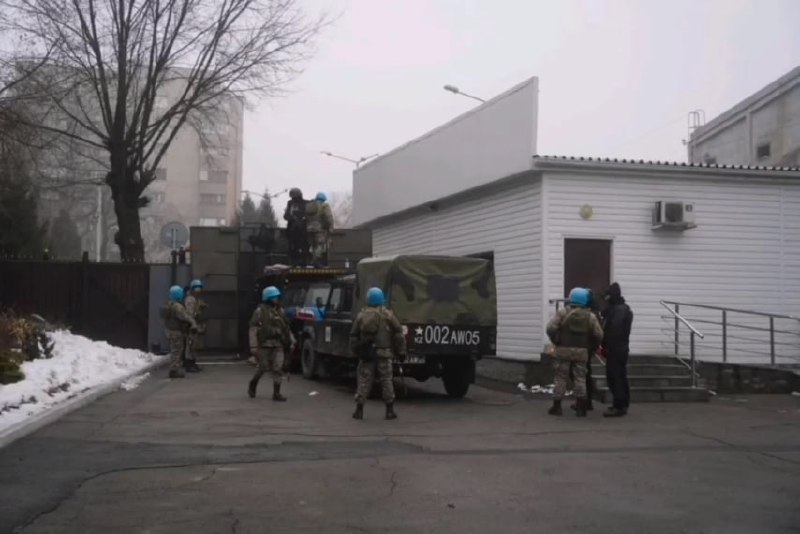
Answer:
[
  {"left": 0, "top": 350, "right": 24, "bottom": 384},
  {"left": 0, "top": 310, "right": 56, "bottom": 365}
]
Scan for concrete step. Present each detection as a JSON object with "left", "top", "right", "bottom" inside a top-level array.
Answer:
[
  {"left": 591, "top": 363, "right": 693, "bottom": 377},
  {"left": 594, "top": 375, "right": 694, "bottom": 389},
  {"left": 627, "top": 355, "right": 687, "bottom": 364},
  {"left": 594, "top": 386, "right": 710, "bottom": 403}
]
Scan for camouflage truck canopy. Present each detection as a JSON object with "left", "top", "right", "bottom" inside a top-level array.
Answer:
[{"left": 355, "top": 255, "right": 497, "bottom": 326}]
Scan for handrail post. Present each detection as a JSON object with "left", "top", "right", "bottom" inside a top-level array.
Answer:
[
  {"left": 722, "top": 310, "right": 727, "bottom": 363},
  {"left": 674, "top": 303, "right": 680, "bottom": 356},
  {"left": 769, "top": 317, "right": 775, "bottom": 365},
  {"left": 690, "top": 331, "right": 697, "bottom": 388}
]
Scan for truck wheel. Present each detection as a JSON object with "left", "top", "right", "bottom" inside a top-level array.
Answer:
[
  {"left": 442, "top": 361, "right": 472, "bottom": 398},
  {"left": 301, "top": 339, "right": 319, "bottom": 380}
]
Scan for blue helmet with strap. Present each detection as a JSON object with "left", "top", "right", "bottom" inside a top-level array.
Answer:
[
  {"left": 316, "top": 192, "right": 327, "bottom": 202},
  {"left": 262, "top": 285, "right": 281, "bottom": 302},
  {"left": 568, "top": 287, "right": 590, "bottom": 307},
  {"left": 169, "top": 285, "right": 184, "bottom": 302},
  {"left": 366, "top": 287, "right": 385, "bottom": 307},
  {"left": 190, "top": 279, "right": 203, "bottom": 290}
]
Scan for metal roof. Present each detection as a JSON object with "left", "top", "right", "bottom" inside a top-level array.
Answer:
[{"left": 532, "top": 155, "right": 800, "bottom": 173}]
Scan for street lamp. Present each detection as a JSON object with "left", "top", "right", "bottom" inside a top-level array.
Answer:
[
  {"left": 320, "top": 151, "right": 379, "bottom": 168},
  {"left": 443, "top": 84, "right": 486, "bottom": 104},
  {"left": 241, "top": 189, "right": 288, "bottom": 200}
]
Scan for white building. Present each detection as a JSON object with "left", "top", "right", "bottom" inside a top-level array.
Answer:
[
  {"left": 353, "top": 78, "right": 800, "bottom": 364},
  {"left": 688, "top": 65, "right": 800, "bottom": 167}
]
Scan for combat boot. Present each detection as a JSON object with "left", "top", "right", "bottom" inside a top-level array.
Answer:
[
  {"left": 352, "top": 403, "right": 364, "bottom": 420},
  {"left": 272, "top": 383, "right": 287, "bottom": 402},
  {"left": 571, "top": 399, "right": 594, "bottom": 412},
  {"left": 385, "top": 403, "right": 397, "bottom": 420},
  {"left": 248, "top": 376, "right": 259, "bottom": 398},
  {"left": 575, "top": 398, "right": 588, "bottom": 417},
  {"left": 168, "top": 369, "right": 185, "bottom": 379},
  {"left": 184, "top": 360, "right": 202, "bottom": 373},
  {"left": 548, "top": 399, "right": 562, "bottom": 416}
]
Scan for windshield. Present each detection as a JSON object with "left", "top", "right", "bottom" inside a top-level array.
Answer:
[{"left": 304, "top": 283, "right": 331, "bottom": 309}]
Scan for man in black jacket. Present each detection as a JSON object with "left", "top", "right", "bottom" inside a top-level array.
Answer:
[{"left": 601, "top": 282, "right": 634, "bottom": 417}]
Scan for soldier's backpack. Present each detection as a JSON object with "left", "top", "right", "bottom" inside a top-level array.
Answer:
[{"left": 556, "top": 308, "right": 592, "bottom": 349}]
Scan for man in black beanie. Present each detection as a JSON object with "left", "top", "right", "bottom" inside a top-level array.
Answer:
[{"left": 601, "top": 282, "right": 634, "bottom": 417}]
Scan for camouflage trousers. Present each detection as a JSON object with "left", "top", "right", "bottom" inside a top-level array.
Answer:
[
  {"left": 553, "top": 359, "right": 587, "bottom": 400},
  {"left": 185, "top": 333, "right": 197, "bottom": 362},
  {"left": 309, "top": 231, "right": 329, "bottom": 266},
  {"left": 166, "top": 331, "right": 186, "bottom": 373},
  {"left": 355, "top": 357, "right": 394, "bottom": 404},
  {"left": 253, "top": 347, "right": 285, "bottom": 385}
]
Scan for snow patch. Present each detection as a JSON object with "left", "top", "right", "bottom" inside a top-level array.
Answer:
[
  {"left": 1, "top": 330, "right": 165, "bottom": 433},
  {"left": 120, "top": 373, "right": 151, "bottom": 391}
]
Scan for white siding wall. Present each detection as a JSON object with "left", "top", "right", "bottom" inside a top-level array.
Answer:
[
  {"left": 542, "top": 172, "right": 800, "bottom": 364},
  {"left": 372, "top": 178, "right": 542, "bottom": 361}
]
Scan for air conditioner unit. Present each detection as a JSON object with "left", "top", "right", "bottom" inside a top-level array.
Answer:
[{"left": 652, "top": 201, "right": 696, "bottom": 230}]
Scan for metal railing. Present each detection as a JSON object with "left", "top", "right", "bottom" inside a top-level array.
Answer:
[
  {"left": 660, "top": 302, "right": 704, "bottom": 387},
  {"left": 660, "top": 301, "right": 800, "bottom": 367}
]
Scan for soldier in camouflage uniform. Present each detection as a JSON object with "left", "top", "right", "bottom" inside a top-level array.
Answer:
[
  {"left": 349, "top": 287, "right": 407, "bottom": 420},
  {"left": 305, "top": 192, "right": 334, "bottom": 267},
  {"left": 248, "top": 285, "right": 294, "bottom": 401},
  {"left": 546, "top": 287, "right": 603, "bottom": 417},
  {"left": 183, "top": 279, "right": 208, "bottom": 373},
  {"left": 164, "top": 285, "right": 198, "bottom": 379}
]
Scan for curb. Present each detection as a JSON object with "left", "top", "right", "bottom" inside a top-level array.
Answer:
[{"left": 0, "top": 356, "right": 169, "bottom": 450}]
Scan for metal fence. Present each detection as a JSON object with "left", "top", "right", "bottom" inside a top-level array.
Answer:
[{"left": 0, "top": 259, "right": 151, "bottom": 350}]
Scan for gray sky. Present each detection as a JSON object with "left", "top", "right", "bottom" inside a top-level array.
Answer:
[{"left": 242, "top": 0, "right": 800, "bottom": 203}]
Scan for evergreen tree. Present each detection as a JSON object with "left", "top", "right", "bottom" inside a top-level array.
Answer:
[
  {"left": 0, "top": 163, "right": 45, "bottom": 258},
  {"left": 48, "top": 209, "right": 83, "bottom": 260},
  {"left": 235, "top": 194, "right": 258, "bottom": 226}
]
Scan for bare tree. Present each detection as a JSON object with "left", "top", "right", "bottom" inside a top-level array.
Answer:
[
  {"left": 328, "top": 190, "right": 352, "bottom": 228},
  {"left": 1, "top": 0, "right": 327, "bottom": 261}
]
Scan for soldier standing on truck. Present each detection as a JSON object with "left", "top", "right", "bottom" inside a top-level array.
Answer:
[
  {"left": 546, "top": 287, "right": 603, "bottom": 417},
  {"left": 305, "top": 192, "right": 334, "bottom": 267},
  {"left": 248, "top": 286, "right": 295, "bottom": 401},
  {"left": 349, "top": 287, "right": 407, "bottom": 421},
  {"left": 183, "top": 279, "right": 207, "bottom": 373},
  {"left": 284, "top": 188, "right": 308, "bottom": 267},
  {"left": 164, "top": 285, "right": 198, "bottom": 379}
]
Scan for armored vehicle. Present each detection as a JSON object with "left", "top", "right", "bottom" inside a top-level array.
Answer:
[{"left": 294, "top": 255, "right": 497, "bottom": 398}]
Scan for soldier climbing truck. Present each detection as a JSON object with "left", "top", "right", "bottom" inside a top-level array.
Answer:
[{"left": 257, "top": 255, "right": 497, "bottom": 398}]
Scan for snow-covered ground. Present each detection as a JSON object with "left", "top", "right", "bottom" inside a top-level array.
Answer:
[{"left": 1, "top": 331, "right": 166, "bottom": 434}]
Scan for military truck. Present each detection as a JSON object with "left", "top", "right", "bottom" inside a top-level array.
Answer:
[{"left": 290, "top": 255, "right": 497, "bottom": 398}]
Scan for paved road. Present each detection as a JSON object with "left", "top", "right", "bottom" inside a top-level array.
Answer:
[{"left": 1, "top": 360, "right": 799, "bottom": 534}]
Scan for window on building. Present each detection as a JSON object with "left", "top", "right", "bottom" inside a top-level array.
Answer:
[
  {"left": 155, "top": 167, "right": 167, "bottom": 181},
  {"left": 200, "top": 193, "right": 226, "bottom": 205},
  {"left": 198, "top": 217, "right": 226, "bottom": 227},
  {"left": 757, "top": 142, "right": 771, "bottom": 160},
  {"left": 199, "top": 170, "right": 208, "bottom": 182},
  {"left": 209, "top": 170, "right": 228, "bottom": 183}
]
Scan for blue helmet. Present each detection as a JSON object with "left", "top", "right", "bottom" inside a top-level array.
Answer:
[
  {"left": 568, "top": 287, "right": 590, "bottom": 307},
  {"left": 169, "top": 285, "right": 184, "bottom": 302},
  {"left": 316, "top": 192, "right": 327, "bottom": 202},
  {"left": 190, "top": 279, "right": 203, "bottom": 290},
  {"left": 262, "top": 285, "right": 281, "bottom": 302},
  {"left": 366, "top": 287, "right": 385, "bottom": 307}
]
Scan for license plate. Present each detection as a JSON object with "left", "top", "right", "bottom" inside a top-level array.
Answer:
[{"left": 410, "top": 325, "right": 482, "bottom": 347}]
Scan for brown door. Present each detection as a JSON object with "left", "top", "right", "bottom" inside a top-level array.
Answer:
[{"left": 563, "top": 239, "right": 612, "bottom": 307}]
